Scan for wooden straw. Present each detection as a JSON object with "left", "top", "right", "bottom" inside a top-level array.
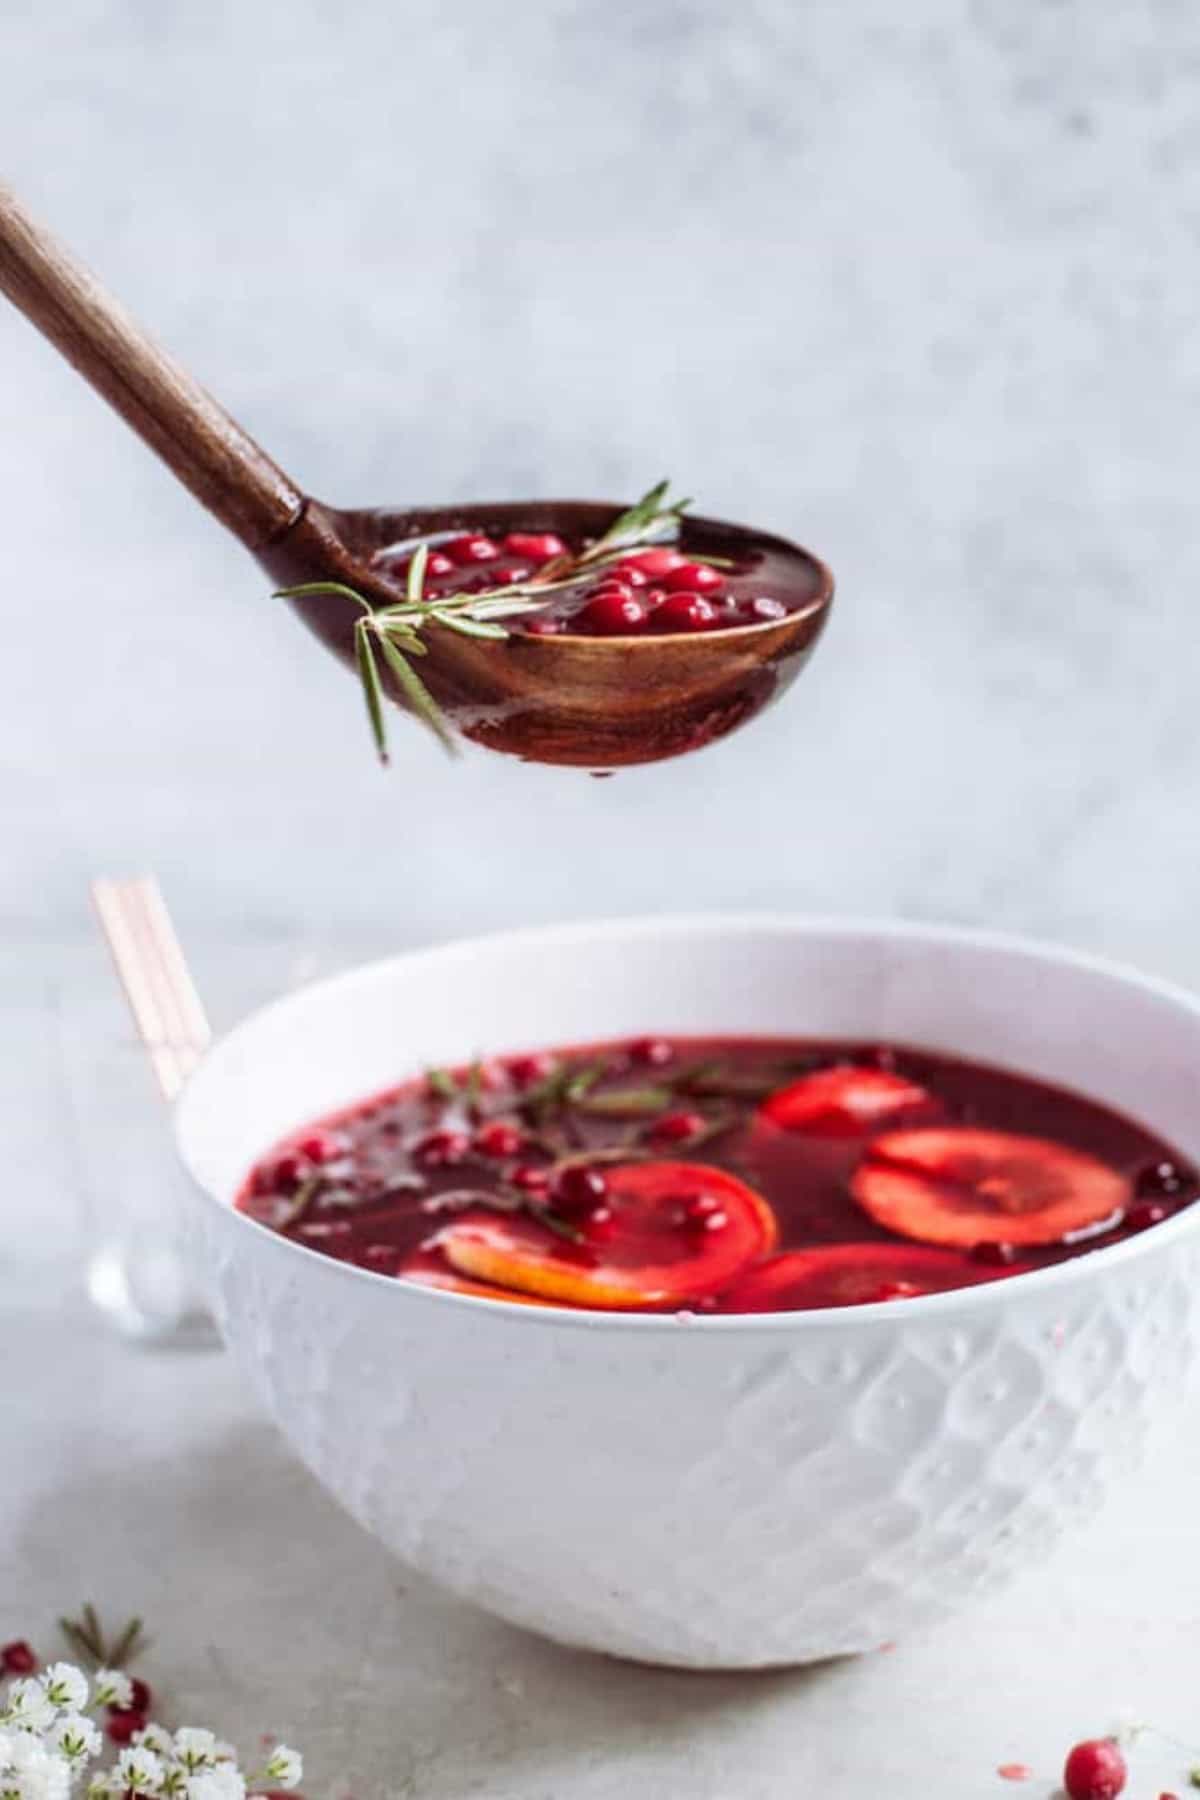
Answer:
[{"left": 90, "top": 875, "right": 212, "bottom": 1100}]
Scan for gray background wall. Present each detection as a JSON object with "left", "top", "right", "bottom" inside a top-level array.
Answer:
[{"left": 5, "top": 0, "right": 1199, "bottom": 980}]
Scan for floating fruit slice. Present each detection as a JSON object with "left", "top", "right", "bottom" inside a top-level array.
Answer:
[
  {"left": 758, "top": 1066, "right": 932, "bottom": 1134},
  {"left": 851, "top": 1127, "right": 1129, "bottom": 1248},
  {"left": 437, "top": 1161, "right": 777, "bottom": 1309},
  {"left": 398, "top": 1252, "right": 561, "bottom": 1307},
  {"left": 715, "top": 1243, "right": 1024, "bottom": 1312}
]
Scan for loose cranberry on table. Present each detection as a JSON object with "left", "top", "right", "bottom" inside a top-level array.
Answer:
[
  {"left": 1, "top": 1640, "right": 37, "bottom": 1674},
  {"left": 1062, "top": 1738, "right": 1127, "bottom": 1800},
  {"left": 106, "top": 1708, "right": 148, "bottom": 1745}
]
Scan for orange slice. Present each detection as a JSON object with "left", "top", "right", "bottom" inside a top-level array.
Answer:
[
  {"left": 436, "top": 1161, "right": 777, "bottom": 1309},
  {"left": 758, "top": 1066, "right": 932, "bottom": 1134},
  {"left": 851, "top": 1127, "right": 1129, "bottom": 1248}
]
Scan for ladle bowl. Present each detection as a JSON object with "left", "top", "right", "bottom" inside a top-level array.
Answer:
[{"left": 0, "top": 185, "right": 833, "bottom": 767}]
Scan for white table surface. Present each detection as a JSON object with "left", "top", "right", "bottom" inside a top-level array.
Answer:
[{"left": 6, "top": 934, "right": 1200, "bottom": 1800}]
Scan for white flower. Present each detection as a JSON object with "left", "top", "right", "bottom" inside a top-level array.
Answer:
[
  {"left": 38, "top": 1668, "right": 88, "bottom": 1715},
  {"left": 86, "top": 1778, "right": 119, "bottom": 1800},
  {"left": 116, "top": 1746, "right": 164, "bottom": 1793},
  {"left": 211, "top": 1745, "right": 237, "bottom": 1768},
  {"left": 2, "top": 1683, "right": 55, "bottom": 1734},
  {"left": 173, "top": 1730, "right": 218, "bottom": 1771},
  {"left": 260, "top": 1747, "right": 302, "bottom": 1790},
  {"left": 134, "top": 1726, "right": 175, "bottom": 1759},
  {"left": 0, "top": 1735, "right": 70, "bottom": 1800},
  {"left": 48, "top": 1714, "right": 101, "bottom": 1765},
  {"left": 91, "top": 1672, "right": 133, "bottom": 1712},
  {"left": 185, "top": 1770, "right": 245, "bottom": 1800}
]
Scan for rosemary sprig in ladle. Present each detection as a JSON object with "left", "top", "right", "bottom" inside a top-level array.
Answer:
[{"left": 0, "top": 184, "right": 834, "bottom": 769}]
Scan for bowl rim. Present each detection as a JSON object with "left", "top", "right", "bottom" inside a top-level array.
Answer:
[{"left": 175, "top": 911, "right": 1200, "bottom": 1334}]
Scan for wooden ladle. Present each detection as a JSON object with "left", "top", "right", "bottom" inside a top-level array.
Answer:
[{"left": 0, "top": 184, "right": 834, "bottom": 767}]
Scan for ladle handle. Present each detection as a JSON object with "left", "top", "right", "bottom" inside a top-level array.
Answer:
[{"left": 0, "top": 183, "right": 304, "bottom": 551}]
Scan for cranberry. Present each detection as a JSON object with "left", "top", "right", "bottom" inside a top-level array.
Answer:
[
  {"left": 742, "top": 595, "right": 787, "bottom": 622},
  {"left": 509, "top": 1052, "right": 556, "bottom": 1086},
  {"left": 970, "top": 1241, "right": 1017, "bottom": 1266},
  {"left": 445, "top": 533, "right": 500, "bottom": 565},
  {"left": 523, "top": 616, "right": 563, "bottom": 636},
  {"left": 642, "top": 587, "right": 666, "bottom": 610},
  {"left": 473, "top": 1121, "right": 526, "bottom": 1159},
  {"left": 584, "top": 1204, "right": 617, "bottom": 1240},
  {"left": 1063, "top": 1739, "right": 1126, "bottom": 1800},
  {"left": 661, "top": 562, "right": 725, "bottom": 595},
  {"left": 490, "top": 565, "right": 533, "bottom": 586},
  {"left": 298, "top": 1130, "right": 344, "bottom": 1164},
  {"left": 613, "top": 563, "right": 650, "bottom": 587},
  {"left": 650, "top": 592, "right": 718, "bottom": 633},
  {"left": 503, "top": 531, "right": 566, "bottom": 562},
  {"left": 621, "top": 547, "right": 688, "bottom": 577},
  {"left": 106, "top": 1710, "right": 147, "bottom": 1746},
  {"left": 1, "top": 1642, "right": 37, "bottom": 1675},
  {"left": 587, "top": 578, "right": 635, "bottom": 602},
  {"left": 576, "top": 592, "right": 646, "bottom": 635},
  {"left": 629, "top": 1036, "right": 674, "bottom": 1067},
  {"left": 128, "top": 1678, "right": 153, "bottom": 1714},
  {"left": 1135, "top": 1158, "right": 1193, "bottom": 1197},
  {"left": 1125, "top": 1199, "right": 1168, "bottom": 1232},
  {"left": 554, "top": 1165, "right": 609, "bottom": 1211},
  {"left": 425, "top": 550, "right": 456, "bottom": 579},
  {"left": 413, "top": 1129, "right": 471, "bottom": 1168},
  {"left": 266, "top": 1152, "right": 308, "bottom": 1195},
  {"left": 510, "top": 1163, "right": 551, "bottom": 1192},
  {"left": 649, "top": 1109, "right": 706, "bottom": 1144}
]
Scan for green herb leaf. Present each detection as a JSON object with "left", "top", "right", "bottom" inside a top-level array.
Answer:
[
  {"left": 59, "top": 1605, "right": 146, "bottom": 1671},
  {"left": 426, "top": 1067, "right": 459, "bottom": 1102},
  {"left": 281, "top": 1170, "right": 323, "bottom": 1229},
  {"left": 574, "top": 1085, "right": 676, "bottom": 1118},
  {"left": 374, "top": 628, "right": 458, "bottom": 756},
  {"left": 580, "top": 479, "right": 692, "bottom": 564},
  {"left": 531, "top": 1205, "right": 586, "bottom": 1246},
  {"left": 407, "top": 541, "right": 429, "bottom": 604},
  {"left": 463, "top": 1059, "right": 485, "bottom": 1110},
  {"left": 355, "top": 623, "right": 390, "bottom": 765},
  {"left": 430, "top": 609, "right": 510, "bottom": 640}
]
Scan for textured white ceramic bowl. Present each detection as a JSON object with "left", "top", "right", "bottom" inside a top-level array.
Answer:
[{"left": 176, "top": 917, "right": 1200, "bottom": 1669}]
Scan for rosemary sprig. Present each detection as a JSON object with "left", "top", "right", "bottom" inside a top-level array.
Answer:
[
  {"left": 280, "top": 1170, "right": 323, "bottom": 1229},
  {"left": 275, "top": 479, "right": 700, "bottom": 764},
  {"left": 573, "top": 1084, "right": 676, "bottom": 1118},
  {"left": 59, "top": 1604, "right": 147, "bottom": 1671}
]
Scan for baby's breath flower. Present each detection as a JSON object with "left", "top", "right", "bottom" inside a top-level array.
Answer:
[
  {"left": 85, "top": 1778, "right": 117, "bottom": 1800},
  {"left": 185, "top": 1771, "right": 244, "bottom": 1800},
  {"left": 132, "top": 1727, "right": 174, "bottom": 1760},
  {"left": 89, "top": 1674, "right": 132, "bottom": 1713},
  {"left": 0, "top": 1734, "right": 70, "bottom": 1800},
  {"left": 210, "top": 1746, "right": 237, "bottom": 1769},
  {"left": 259, "top": 1747, "right": 302, "bottom": 1790},
  {"left": 37, "top": 1672, "right": 87, "bottom": 1717},
  {"left": 115, "top": 1747, "right": 162, "bottom": 1793},
  {"left": 2, "top": 1682, "right": 56, "bottom": 1735},
  {"left": 47, "top": 1718, "right": 100, "bottom": 1767},
  {"left": 173, "top": 1731, "right": 218, "bottom": 1772}
]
